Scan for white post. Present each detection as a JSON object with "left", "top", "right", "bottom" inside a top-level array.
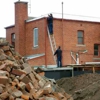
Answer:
[
  {"left": 71, "top": 52, "right": 77, "bottom": 63},
  {"left": 76, "top": 53, "right": 79, "bottom": 65}
]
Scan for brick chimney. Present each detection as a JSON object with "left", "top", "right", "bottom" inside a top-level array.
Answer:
[{"left": 15, "top": 1, "right": 28, "bottom": 56}]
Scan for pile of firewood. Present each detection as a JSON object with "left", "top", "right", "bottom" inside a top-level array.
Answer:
[{"left": 0, "top": 41, "right": 73, "bottom": 100}]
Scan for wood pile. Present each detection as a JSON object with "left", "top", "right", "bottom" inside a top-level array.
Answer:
[{"left": 0, "top": 41, "right": 73, "bottom": 100}]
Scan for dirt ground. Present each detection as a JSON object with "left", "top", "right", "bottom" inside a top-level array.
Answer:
[{"left": 56, "top": 73, "right": 100, "bottom": 100}]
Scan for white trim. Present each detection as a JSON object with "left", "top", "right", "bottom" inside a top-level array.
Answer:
[
  {"left": 26, "top": 13, "right": 100, "bottom": 23},
  {"left": 43, "top": 67, "right": 73, "bottom": 71},
  {"left": 26, "top": 53, "right": 45, "bottom": 60},
  {"left": 33, "top": 28, "right": 38, "bottom": 47},
  {"left": 71, "top": 51, "right": 79, "bottom": 64},
  {"left": 33, "top": 65, "right": 73, "bottom": 71},
  {"left": 85, "top": 62, "right": 100, "bottom": 64},
  {"left": 76, "top": 44, "right": 86, "bottom": 47},
  {"left": 93, "top": 58, "right": 100, "bottom": 60},
  {"left": 42, "top": 65, "right": 57, "bottom": 68},
  {"left": 71, "top": 52, "right": 77, "bottom": 63},
  {"left": 26, "top": 16, "right": 45, "bottom": 22}
]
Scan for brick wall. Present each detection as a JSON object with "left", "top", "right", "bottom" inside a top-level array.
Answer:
[
  {"left": 55, "top": 19, "right": 100, "bottom": 65},
  {"left": 15, "top": 1, "right": 28, "bottom": 56},
  {"left": 25, "top": 18, "right": 55, "bottom": 66},
  {"left": 27, "top": 18, "right": 100, "bottom": 66},
  {"left": 28, "top": 56, "right": 45, "bottom": 66},
  {"left": 5, "top": 1, "right": 100, "bottom": 66},
  {"left": 6, "top": 26, "right": 15, "bottom": 44}
]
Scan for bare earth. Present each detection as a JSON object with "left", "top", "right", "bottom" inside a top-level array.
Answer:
[{"left": 56, "top": 73, "right": 100, "bottom": 100}]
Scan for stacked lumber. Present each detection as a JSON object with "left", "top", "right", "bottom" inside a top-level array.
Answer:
[{"left": 0, "top": 41, "right": 73, "bottom": 100}]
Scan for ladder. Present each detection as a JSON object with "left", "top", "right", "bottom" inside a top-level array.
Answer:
[{"left": 47, "top": 28, "right": 57, "bottom": 64}]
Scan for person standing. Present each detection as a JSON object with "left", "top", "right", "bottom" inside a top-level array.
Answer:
[
  {"left": 47, "top": 13, "right": 53, "bottom": 35},
  {"left": 54, "top": 46, "right": 62, "bottom": 67}
]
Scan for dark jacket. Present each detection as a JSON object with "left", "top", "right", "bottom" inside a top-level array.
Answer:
[
  {"left": 47, "top": 15, "right": 53, "bottom": 24},
  {"left": 54, "top": 49, "right": 62, "bottom": 59}
]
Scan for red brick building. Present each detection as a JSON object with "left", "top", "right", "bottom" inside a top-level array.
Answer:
[{"left": 5, "top": 1, "right": 100, "bottom": 67}]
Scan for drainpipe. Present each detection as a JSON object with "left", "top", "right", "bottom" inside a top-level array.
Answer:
[
  {"left": 45, "top": 18, "right": 47, "bottom": 67},
  {"left": 62, "top": 2, "right": 64, "bottom": 65}
]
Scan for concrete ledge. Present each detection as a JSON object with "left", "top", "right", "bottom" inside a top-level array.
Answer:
[{"left": 85, "top": 62, "right": 100, "bottom": 64}]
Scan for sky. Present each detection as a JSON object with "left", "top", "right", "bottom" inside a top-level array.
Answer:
[{"left": 1, "top": 0, "right": 100, "bottom": 38}]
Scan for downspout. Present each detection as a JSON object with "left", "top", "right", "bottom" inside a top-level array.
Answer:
[
  {"left": 24, "top": 21, "right": 26, "bottom": 55},
  {"left": 45, "top": 18, "right": 47, "bottom": 67},
  {"left": 62, "top": 2, "right": 64, "bottom": 65}
]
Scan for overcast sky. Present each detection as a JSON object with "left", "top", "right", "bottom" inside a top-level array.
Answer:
[{"left": 1, "top": 0, "right": 100, "bottom": 38}]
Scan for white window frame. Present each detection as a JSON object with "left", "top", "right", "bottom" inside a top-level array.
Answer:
[{"left": 33, "top": 28, "right": 38, "bottom": 47}]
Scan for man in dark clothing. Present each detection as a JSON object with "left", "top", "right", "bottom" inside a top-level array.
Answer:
[
  {"left": 54, "top": 46, "right": 62, "bottom": 67},
  {"left": 47, "top": 14, "right": 53, "bottom": 35}
]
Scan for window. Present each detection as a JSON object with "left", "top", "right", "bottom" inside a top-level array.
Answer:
[
  {"left": 77, "top": 31, "right": 84, "bottom": 44},
  {"left": 33, "top": 28, "right": 38, "bottom": 47},
  {"left": 11, "top": 33, "right": 15, "bottom": 47},
  {"left": 94, "top": 44, "right": 99, "bottom": 56}
]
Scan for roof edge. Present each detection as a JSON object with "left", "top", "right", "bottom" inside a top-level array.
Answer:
[
  {"left": 15, "top": 1, "right": 28, "bottom": 4},
  {"left": 26, "top": 16, "right": 46, "bottom": 22},
  {"left": 5, "top": 25, "right": 15, "bottom": 29}
]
